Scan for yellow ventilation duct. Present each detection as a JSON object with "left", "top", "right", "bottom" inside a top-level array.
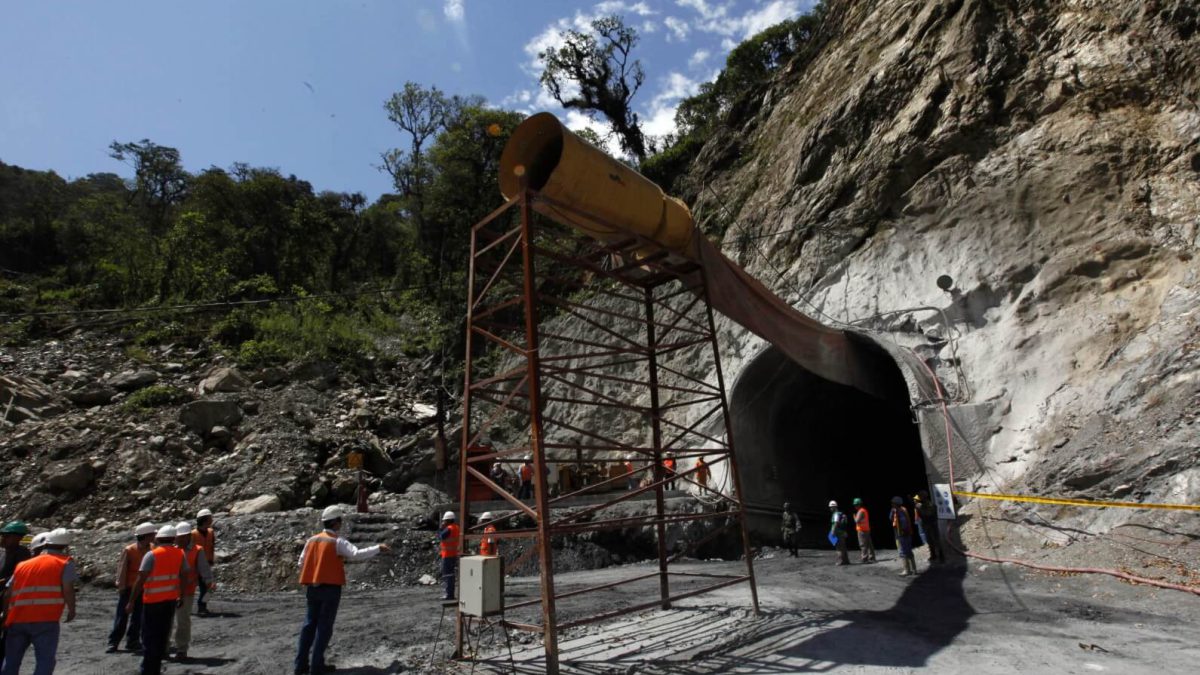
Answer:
[{"left": 498, "top": 112, "right": 695, "bottom": 253}]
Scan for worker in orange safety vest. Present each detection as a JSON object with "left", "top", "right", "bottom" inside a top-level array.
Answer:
[
  {"left": 191, "top": 509, "right": 216, "bottom": 616},
  {"left": 437, "top": 512, "right": 461, "bottom": 602},
  {"left": 295, "top": 505, "right": 390, "bottom": 675},
  {"left": 106, "top": 521, "right": 156, "bottom": 653},
  {"left": 662, "top": 454, "right": 677, "bottom": 490},
  {"left": 2, "top": 527, "right": 76, "bottom": 675},
  {"left": 169, "top": 522, "right": 211, "bottom": 662},
  {"left": 478, "top": 513, "right": 498, "bottom": 557},
  {"left": 853, "top": 498, "right": 876, "bottom": 563},
  {"left": 518, "top": 459, "right": 534, "bottom": 499},
  {"left": 693, "top": 457, "right": 710, "bottom": 490},
  {"left": 128, "top": 525, "right": 188, "bottom": 675}
]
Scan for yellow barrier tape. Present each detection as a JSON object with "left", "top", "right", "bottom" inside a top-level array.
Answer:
[{"left": 953, "top": 491, "right": 1200, "bottom": 512}]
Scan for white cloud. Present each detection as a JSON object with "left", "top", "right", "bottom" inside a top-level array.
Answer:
[
  {"left": 688, "top": 48, "right": 710, "bottom": 68},
  {"left": 564, "top": 111, "right": 623, "bottom": 155},
  {"left": 594, "top": 1, "right": 657, "bottom": 16},
  {"left": 663, "top": 16, "right": 690, "bottom": 41},
  {"left": 676, "top": 0, "right": 806, "bottom": 39},
  {"left": 641, "top": 20, "right": 658, "bottom": 33},
  {"left": 640, "top": 71, "right": 700, "bottom": 140},
  {"left": 443, "top": 0, "right": 464, "bottom": 22}
]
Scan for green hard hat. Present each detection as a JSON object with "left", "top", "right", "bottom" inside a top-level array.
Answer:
[
  {"left": 852, "top": 498, "right": 863, "bottom": 506},
  {"left": 0, "top": 521, "right": 30, "bottom": 535}
]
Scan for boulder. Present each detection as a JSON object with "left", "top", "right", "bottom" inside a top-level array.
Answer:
[
  {"left": 208, "top": 426, "right": 233, "bottom": 447},
  {"left": 179, "top": 400, "right": 243, "bottom": 436},
  {"left": 195, "top": 470, "right": 226, "bottom": 487},
  {"left": 106, "top": 369, "right": 159, "bottom": 391},
  {"left": 255, "top": 366, "right": 289, "bottom": 387},
  {"left": 198, "top": 367, "right": 250, "bottom": 394},
  {"left": 229, "top": 494, "right": 282, "bottom": 515},
  {"left": 66, "top": 387, "right": 117, "bottom": 406},
  {"left": 42, "top": 461, "right": 95, "bottom": 494},
  {"left": 0, "top": 374, "right": 64, "bottom": 420},
  {"left": 291, "top": 361, "right": 339, "bottom": 391},
  {"left": 20, "top": 492, "right": 57, "bottom": 519}
]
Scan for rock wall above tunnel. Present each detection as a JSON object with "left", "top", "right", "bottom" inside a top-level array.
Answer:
[{"left": 679, "top": 0, "right": 1200, "bottom": 543}]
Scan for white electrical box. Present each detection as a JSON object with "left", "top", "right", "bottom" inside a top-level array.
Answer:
[{"left": 459, "top": 555, "right": 503, "bottom": 617}]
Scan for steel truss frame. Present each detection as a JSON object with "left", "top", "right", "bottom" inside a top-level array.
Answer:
[{"left": 456, "top": 188, "right": 759, "bottom": 673}]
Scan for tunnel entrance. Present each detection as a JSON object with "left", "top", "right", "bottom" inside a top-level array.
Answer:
[{"left": 730, "top": 339, "right": 929, "bottom": 549}]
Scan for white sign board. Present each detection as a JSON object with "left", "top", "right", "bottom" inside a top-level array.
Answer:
[{"left": 932, "top": 483, "right": 956, "bottom": 520}]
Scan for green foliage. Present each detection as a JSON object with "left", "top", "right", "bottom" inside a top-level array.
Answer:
[
  {"left": 236, "top": 339, "right": 289, "bottom": 369},
  {"left": 538, "top": 15, "right": 648, "bottom": 160},
  {"left": 123, "top": 384, "right": 191, "bottom": 411},
  {"left": 644, "top": 5, "right": 828, "bottom": 190}
]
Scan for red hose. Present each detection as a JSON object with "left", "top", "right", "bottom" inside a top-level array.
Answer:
[{"left": 906, "top": 349, "right": 1200, "bottom": 597}]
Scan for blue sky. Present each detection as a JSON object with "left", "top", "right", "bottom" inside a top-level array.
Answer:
[{"left": 1, "top": 0, "right": 813, "bottom": 200}]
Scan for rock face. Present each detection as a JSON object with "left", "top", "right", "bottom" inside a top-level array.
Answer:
[
  {"left": 106, "top": 369, "right": 159, "bottom": 391},
  {"left": 0, "top": 374, "right": 63, "bottom": 422},
  {"left": 229, "top": 494, "right": 283, "bottom": 515},
  {"left": 663, "top": 0, "right": 1200, "bottom": 543},
  {"left": 179, "top": 400, "right": 243, "bottom": 437},
  {"left": 198, "top": 367, "right": 250, "bottom": 394}
]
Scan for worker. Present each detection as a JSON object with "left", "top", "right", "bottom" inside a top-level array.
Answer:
[
  {"left": 191, "top": 509, "right": 216, "bottom": 616},
  {"left": 295, "top": 505, "right": 390, "bottom": 675},
  {"left": 890, "top": 496, "right": 917, "bottom": 577},
  {"left": 0, "top": 522, "right": 32, "bottom": 590},
  {"left": 780, "top": 503, "right": 800, "bottom": 557},
  {"left": 853, "top": 498, "right": 876, "bottom": 563},
  {"left": 1, "top": 528, "right": 76, "bottom": 675},
  {"left": 623, "top": 455, "right": 637, "bottom": 491},
  {"left": 488, "top": 462, "right": 509, "bottom": 491},
  {"left": 437, "top": 512, "right": 460, "bottom": 602},
  {"left": 0, "top": 521, "right": 33, "bottom": 667},
  {"left": 128, "top": 524, "right": 188, "bottom": 675},
  {"left": 662, "top": 453, "right": 677, "bottom": 490},
  {"left": 913, "top": 491, "right": 944, "bottom": 564},
  {"left": 478, "top": 512, "right": 498, "bottom": 557},
  {"left": 518, "top": 458, "right": 533, "bottom": 499},
  {"left": 26, "top": 534, "right": 47, "bottom": 557},
  {"left": 170, "top": 522, "right": 211, "bottom": 662},
  {"left": 828, "top": 500, "right": 850, "bottom": 566},
  {"left": 106, "top": 522, "right": 156, "bottom": 653},
  {"left": 693, "top": 457, "right": 710, "bottom": 490}
]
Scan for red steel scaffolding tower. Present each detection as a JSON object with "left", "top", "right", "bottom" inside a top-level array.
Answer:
[{"left": 456, "top": 187, "right": 759, "bottom": 673}]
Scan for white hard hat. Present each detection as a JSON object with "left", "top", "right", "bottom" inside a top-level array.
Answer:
[
  {"left": 197, "top": 508, "right": 213, "bottom": 519},
  {"left": 442, "top": 511, "right": 456, "bottom": 522},
  {"left": 45, "top": 528, "right": 72, "bottom": 546},
  {"left": 30, "top": 532, "right": 48, "bottom": 550},
  {"left": 175, "top": 522, "right": 193, "bottom": 537},
  {"left": 156, "top": 525, "right": 177, "bottom": 539},
  {"left": 321, "top": 505, "right": 345, "bottom": 522},
  {"left": 135, "top": 522, "right": 157, "bottom": 537},
  {"left": 828, "top": 500, "right": 838, "bottom": 508},
  {"left": 479, "top": 512, "right": 493, "bottom": 521}
]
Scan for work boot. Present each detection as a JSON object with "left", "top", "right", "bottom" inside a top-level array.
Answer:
[
  {"left": 899, "top": 558, "right": 912, "bottom": 576},
  {"left": 105, "top": 644, "right": 119, "bottom": 654}
]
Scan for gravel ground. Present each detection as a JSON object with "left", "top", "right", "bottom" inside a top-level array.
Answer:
[{"left": 45, "top": 548, "right": 1199, "bottom": 674}]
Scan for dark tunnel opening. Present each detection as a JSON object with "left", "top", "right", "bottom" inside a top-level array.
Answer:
[{"left": 730, "top": 340, "right": 929, "bottom": 549}]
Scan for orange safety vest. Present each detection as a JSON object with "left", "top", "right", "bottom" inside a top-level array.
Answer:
[
  {"left": 192, "top": 528, "right": 216, "bottom": 564},
  {"left": 695, "top": 461, "right": 709, "bottom": 483},
  {"left": 663, "top": 458, "right": 675, "bottom": 473},
  {"left": 439, "top": 523, "right": 461, "bottom": 559},
  {"left": 4, "top": 554, "right": 68, "bottom": 627},
  {"left": 298, "top": 532, "right": 346, "bottom": 586},
  {"left": 479, "top": 525, "right": 497, "bottom": 556},
  {"left": 855, "top": 507, "right": 871, "bottom": 533},
  {"left": 623, "top": 461, "right": 634, "bottom": 474},
  {"left": 180, "top": 544, "right": 203, "bottom": 595},
  {"left": 519, "top": 463, "right": 533, "bottom": 481},
  {"left": 143, "top": 546, "right": 184, "bottom": 604},
  {"left": 119, "top": 543, "right": 146, "bottom": 590}
]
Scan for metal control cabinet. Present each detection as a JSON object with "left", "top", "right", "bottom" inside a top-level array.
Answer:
[{"left": 459, "top": 555, "right": 503, "bottom": 617}]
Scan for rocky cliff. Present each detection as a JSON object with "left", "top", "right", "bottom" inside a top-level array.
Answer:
[{"left": 670, "top": 0, "right": 1199, "bottom": 561}]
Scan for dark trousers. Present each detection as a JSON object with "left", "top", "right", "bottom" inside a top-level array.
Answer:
[
  {"left": 140, "top": 600, "right": 175, "bottom": 675},
  {"left": 295, "top": 584, "right": 342, "bottom": 672},
  {"left": 197, "top": 576, "right": 209, "bottom": 610},
  {"left": 109, "top": 588, "right": 144, "bottom": 648},
  {"left": 441, "top": 557, "right": 458, "bottom": 600},
  {"left": 518, "top": 480, "right": 532, "bottom": 499},
  {"left": 2, "top": 621, "right": 60, "bottom": 675}
]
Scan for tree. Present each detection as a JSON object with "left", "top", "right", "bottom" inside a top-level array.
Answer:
[{"left": 538, "top": 15, "right": 648, "bottom": 160}]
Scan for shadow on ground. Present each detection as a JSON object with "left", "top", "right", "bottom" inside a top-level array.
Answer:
[{"left": 475, "top": 565, "right": 973, "bottom": 673}]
